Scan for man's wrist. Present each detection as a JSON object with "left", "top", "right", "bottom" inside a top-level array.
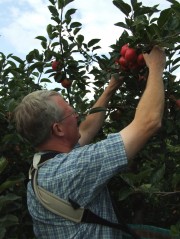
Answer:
[
  {"left": 148, "top": 68, "right": 164, "bottom": 79},
  {"left": 111, "top": 73, "right": 120, "bottom": 80},
  {"left": 104, "top": 86, "right": 116, "bottom": 98}
]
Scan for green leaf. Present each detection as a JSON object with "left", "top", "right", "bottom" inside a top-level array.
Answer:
[
  {"left": 58, "top": 0, "right": 74, "bottom": 9},
  {"left": 139, "top": 183, "right": 153, "bottom": 192},
  {"left": 65, "top": 0, "right": 74, "bottom": 7},
  {"left": 57, "top": 0, "right": 64, "bottom": 9},
  {"left": 32, "top": 71, "right": 39, "bottom": 77},
  {"left": 158, "top": 8, "right": 172, "bottom": 28},
  {"left": 151, "top": 24, "right": 161, "bottom": 37},
  {"left": 69, "top": 42, "right": 76, "bottom": 51},
  {"left": 0, "top": 194, "right": 21, "bottom": 210},
  {"left": 77, "top": 34, "right": 84, "bottom": 44},
  {"left": 40, "top": 78, "right": 52, "bottom": 83},
  {"left": 62, "top": 38, "right": 69, "bottom": 50},
  {"left": 48, "top": 5, "right": 59, "bottom": 16},
  {"left": 170, "top": 223, "right": 180, "bottom": 237},
  {"left": 35, "top": 36, "right": 47, "bottom": 42},
  {"left": 0, "top": 226, "right": 6, "bottom": 238},
  {"left": 172, "top": 57, "right": 180, "bottom": 66},
  {"left": 29, "top": 62, "right": 44, "bottom": 72},
  {"left": 26, "top": 49, "right": 37, "bottom": 63},
  {"left": 170, "top": 64, "right": 180, "bottom": 73},
  {"left": 151, "top": 164, "right": 165, "bottom": 185},
  {"left": 6, "top": 98, "right": 16, "bottom": 111},
  {"left": 114, "top": 22, "right": 130, "bottom": 30},
  {"left": 45, "top": 68, "right": 54, "bottom": 74},
  {"left": 73, "top": 27, "right": 81, "bottom": 35},
  {"left": 131, "top": 0, "right": 142, "bottom": 11},
  {"left": 113, "top": 0, "right": 131, "bottom": 17},
  {"left": 51, "top": 16, "right": 61, "bottom": 24},
  {"left": 65, "top": 8, "right": 77, "bottom": 19},
  {"left": 2, "top": 68, "right": 11, "bottom": 78},
  {"left": 70, "top": 22, "right": 82, "bottom": 28},
  {"left": 92, "top": 46, "right": 101, "bottom": 51},
  {"left": 51, "top": 42, "right": 60, "bottom": 47},
  {"left": 134, "top": 6, "right": 159, "bottom": 18},
  {"left": 172, "top": 173, "right": 180, "bottom": 189},
  {"left": 0, "top": 157, "right": 8, "bottom": 174},
  {"left": 41, "top": 41, "right": 47, "bottom": 49},
  {"left": 7, "top": 53, "right": 13, "bottom": 59},
  {"left": 10, "top": 56, "right": 24, "bottom": 64},
  {"left": 68, "top": 36, "right": 74, "bottom": 41},
  {"left": 49, "top": 0, "right": 55, "bottom": 4},
  {"left": 0, "top": 214, "right": 19, "bottom": 227},
  {"left": 0, "top": 179, "right": 22, "bottom": 194},
  {"left": 87, "top": 39, "right": 101, "bottom": 48},
  {"left": 118, "top": 187, "right": 134, "bottom": 201},
  {"left": 47, "top": 24, "right": 53, "bottom": 39}
]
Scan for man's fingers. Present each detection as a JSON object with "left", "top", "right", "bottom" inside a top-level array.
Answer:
[{"left": 111, "top": 73, "right": 124, "bottom": 81}]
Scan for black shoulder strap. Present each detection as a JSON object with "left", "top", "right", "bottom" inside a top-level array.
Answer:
[
  {"left": 40, "top": 151, "right": 60, "bottom": 162},
  {"left": 82, "top": 208, "right": 140, "bottom": 239},
  {"left": 30, "top": 152, "right": 141, "bottom": 239}
]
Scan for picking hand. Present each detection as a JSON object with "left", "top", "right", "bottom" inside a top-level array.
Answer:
[
  {"left": 107, "top": 73, "right": 124, "bottom": 92},
  {"left": 143, "top": 46, "right": 166, "bottom": 72}
]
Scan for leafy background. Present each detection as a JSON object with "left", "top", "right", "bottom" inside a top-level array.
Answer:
[{"left": 0, "top": 0, "right": 180, "bottom": 238}]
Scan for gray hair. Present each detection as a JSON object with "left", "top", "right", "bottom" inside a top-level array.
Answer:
[{"left": 14, "top": 90, "right": 64, "bottom": 146}]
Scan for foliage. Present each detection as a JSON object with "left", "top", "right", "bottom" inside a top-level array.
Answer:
[{"left": 0, "top": 0, "right": 179, "bottom": 238}]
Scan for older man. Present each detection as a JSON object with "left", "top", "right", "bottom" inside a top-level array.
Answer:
[{"left": 14, "top": 46, "right": 166, "bottom": 238}]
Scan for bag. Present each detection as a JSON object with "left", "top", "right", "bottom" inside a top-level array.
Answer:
[{"left": 122, "top": 225, "right": 174, "bottom": 239}]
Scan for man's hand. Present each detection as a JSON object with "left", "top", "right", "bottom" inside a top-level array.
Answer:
[
  {"left": 143, "top": 46, "right": 166, "bottom": 73},
  {"left": 107, "top": 73, "right": 124, "bottom": 93}
]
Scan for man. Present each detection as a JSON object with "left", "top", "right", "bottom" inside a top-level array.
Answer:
[{"left": 14, "top": 46, "right": 166, "bottom": 238}]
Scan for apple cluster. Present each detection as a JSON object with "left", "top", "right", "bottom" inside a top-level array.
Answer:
[
  {"left": 52, "top": 60, "right": 72, "bottom": 88},
  {"left": 117, "top": 44, "right": 146, "bottom": 72}
]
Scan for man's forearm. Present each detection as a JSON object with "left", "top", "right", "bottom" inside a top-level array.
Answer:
[
  {"left": 86, "top": 86, "right": 115, "bottom": 119},
  {"left": 79, "top": 85, "right": 117, "bottom": 139},
  {"left": 134, "top": 48, "right": 165, "bottom": 133},
  {"left": 119, "top": 46, "right": 166, "bottom": 160},
  {"left": 135, "top": 68, "right": 165, "bottom": 131},
  {"left": 79, "top": 75, "right": 122, "bottom": 146}
]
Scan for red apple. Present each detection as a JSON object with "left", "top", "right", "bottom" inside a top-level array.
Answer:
[
  {"left": 137, "top": 54, "right": 145, "bottom": 66},
  {"left": 125, "top": 48, "right": 137, "bottom": 62},
  {"left": 128, "top": 61, "right": 139, "bottom": 70},
  {"left": 175, "top": 99, "right": 180, "bottom": 109},
  {"left": 120, "top": 44, "right": 129, "bottom": 56},
  {"left": 61, "top": 79, "right": 72, "bottom": 88},
  {"left": 52, "top": 61, "right": 61, "bottom": 71},
  {"left": 119, "top": 56, "right": 128, "bottom": 68}
]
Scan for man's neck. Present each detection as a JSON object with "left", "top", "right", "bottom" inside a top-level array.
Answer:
[{"left": 37, "top": 139, "right": 74, "bottom": 153}]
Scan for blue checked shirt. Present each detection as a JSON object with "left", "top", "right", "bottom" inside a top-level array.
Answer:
[{"left": 27, "top": 133, "right": 128, "bottom": 238}]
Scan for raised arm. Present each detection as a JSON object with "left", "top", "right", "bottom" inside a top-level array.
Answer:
[
  {"left": 78, "top": 74, "right": 123, "bottom": 146},
  {"left": 120, "top": 46, "right": 166, "bottom": 160}
]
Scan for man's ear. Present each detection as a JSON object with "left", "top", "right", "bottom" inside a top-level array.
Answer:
[{"left": 52, "top": 123, "right": 64, "bottom": 136}]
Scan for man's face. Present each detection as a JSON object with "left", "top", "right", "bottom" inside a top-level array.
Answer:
[{"left": 51, "top": 95, "right": 81, "bottom": 147}]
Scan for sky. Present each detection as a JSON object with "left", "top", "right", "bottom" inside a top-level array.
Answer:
[{"left": 0, "top": 0, "right": 179, "bottom": 79}]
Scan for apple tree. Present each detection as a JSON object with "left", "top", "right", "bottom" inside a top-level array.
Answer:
[{"left": 0, "top": 0, "right": 179, "bottom": 238}]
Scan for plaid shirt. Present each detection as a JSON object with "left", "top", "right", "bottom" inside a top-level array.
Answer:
[{"left": 27, "top": 133, "right": 128, "bottom": 238}]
